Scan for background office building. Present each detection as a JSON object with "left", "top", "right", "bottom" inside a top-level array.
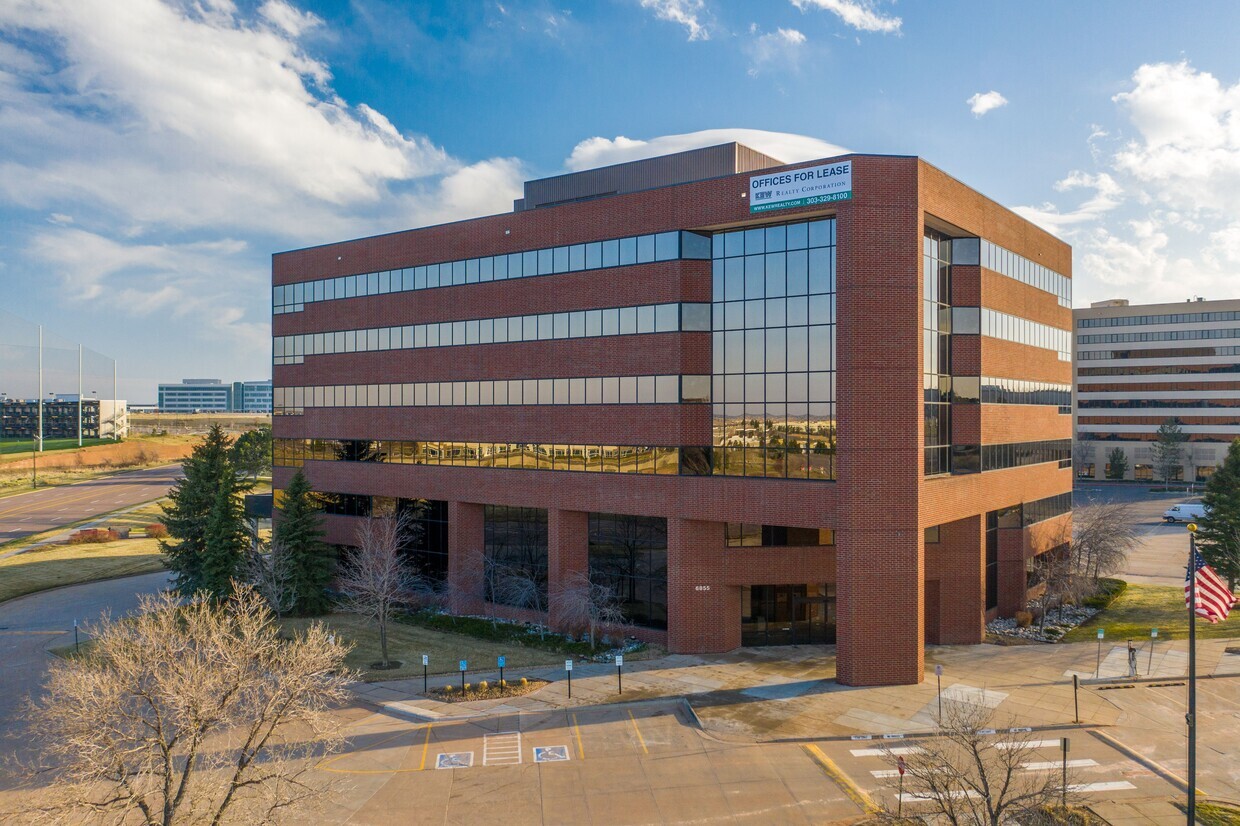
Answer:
[
  {"left": 158, "top": 379, "right": 272, "bottom": 413},
  {"left": 1074, "top": 297, "right": 1240, "bottom": 481},
  {"left": 0, "top": 396, "right": 128, "bottom": 440},
  {"left": 272, "top": 143, "right": 1073, "bottom": 686}
]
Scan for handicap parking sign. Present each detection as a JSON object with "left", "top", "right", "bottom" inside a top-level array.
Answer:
[{"left": 533, "top": 745, "right": 570, "bottom": 763}]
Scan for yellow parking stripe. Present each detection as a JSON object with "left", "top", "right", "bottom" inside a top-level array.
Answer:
[
  {"left": 571, "top": 712, "right": 585, "bottom": 759},
  {"left": 418, "top": 723, "right": 432, "bottom": 771},
  {"left": 627, "top": 711, "right": 648, "bottom": 754},
  {"left": 803, "top": 743, "right": 876, "bottom": 813}
]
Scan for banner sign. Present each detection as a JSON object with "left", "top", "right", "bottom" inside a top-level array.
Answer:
[{"left": 750, "top": 161, "right": 852, "bottom": 213}]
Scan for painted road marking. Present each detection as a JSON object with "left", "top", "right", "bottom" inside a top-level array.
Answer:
[
  {"left": 571, "top": 713, "right": 585, "bottom": 759},
  {"left": 533, "top": 745, "right": 570, "bottom": 763},
  {"left": 850, "top": 746, "right": 923, "bottom": 757},
  {"left": 1069, "top": 781, "right": 1137, "bottom": 793},
  {"left": 418, "top": 723, "right": 432, "bottom": 771},
  {"left": 436, "top": 752, "right": 474, "bottom": 770},
  {"left": 627, "top": 711, "right": 648, "bottom": 754},
  {"left": 995, "top": 740, "right": 1064, "bottom": 750},
  {"left": 483, "top": 732, "right": 522, "bottom": 766},
  {"left": 901, "top": 790, "right": 981, "bottom": 802},
  {"left": 803, "top": 744, "right": 876, "bottom": 813},
  {"left": 1022, "top": 759, "right": 1099, "bottom": 771}
]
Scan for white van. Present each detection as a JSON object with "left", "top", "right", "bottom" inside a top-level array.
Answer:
[{"left": 1163, "top": 503, "right": 1208, "bottom": 523}]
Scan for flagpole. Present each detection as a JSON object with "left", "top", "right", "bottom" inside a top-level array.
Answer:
[{"left": 1187, "top": 522, "right": 1198, "bottom": 825}]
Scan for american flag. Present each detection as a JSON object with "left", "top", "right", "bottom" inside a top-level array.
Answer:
[{"left": 1186, "top": 550, "right": 1236, "bottom": 624}]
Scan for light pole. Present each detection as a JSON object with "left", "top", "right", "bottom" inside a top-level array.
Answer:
[{"left": 1186, "top": 522, "right": 1199, "bottom": 826}]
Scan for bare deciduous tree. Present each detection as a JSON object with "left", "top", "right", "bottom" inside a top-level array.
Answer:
[
  {"left": 878, "top": 702, "right": 1077, "bottom": 825},
  {"left": 245, "top": 539, "right": 299, "bottom": 620},
  {"left": 1071, "top": 501, "right": 1138, "bottom": 583},
  {"left": 552, "top": 571, "right": 625, "bottom": 649},
  {"left": 337, "top": 513, "right": 422, "bottom": 668},
  {"left": 493, "top": 563, "right": 548, "bottom": 639},
  {"left": 14, "top": 586, "right": 352, "bottom": 825}
]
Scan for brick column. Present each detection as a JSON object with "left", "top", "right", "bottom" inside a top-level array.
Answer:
[
  {"left": 548, "top": 508, "right": 589, "bottom": 628},
  {"left": 834, "top": 159, "right": 924, "bottom": 686},
  {"left": 997, "top": 529, "right": 1029, "bottom": 617},
  {"left": 447, "top": 501, "right": 485, "bottom": 614},
  {"left": 936, "top": 515, "right": 986, "bottom": 644},
  {"left": 666, "top": 517, "right": 739, "bottom": 653}
]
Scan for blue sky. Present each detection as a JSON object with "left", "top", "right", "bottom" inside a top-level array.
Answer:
[{"left": 2, "top": 0, "right": 1240, "bottom": 401}]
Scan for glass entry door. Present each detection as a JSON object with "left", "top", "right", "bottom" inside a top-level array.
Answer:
[{"left": 741, "top": 584, "right": 836, "bottom": 646}]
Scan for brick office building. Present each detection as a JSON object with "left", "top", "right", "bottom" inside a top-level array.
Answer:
[{"left": 271, "top": 143, "right": 1073, "bottom": 686}]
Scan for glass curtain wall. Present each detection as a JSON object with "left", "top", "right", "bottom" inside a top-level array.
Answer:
[
  {"left": 924, "top": 230, "right": 952, "bottom": 475},
  {"left": 483, "top": 506, "right": 549, "bottom": 607},
  {"left": 587, "top": 514, "right": 669, "bottom": 629},
  {"left": 711, "top": 219, "right": 837, "bottom": 481}
]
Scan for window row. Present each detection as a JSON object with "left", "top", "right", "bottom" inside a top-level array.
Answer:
[
  {"left": 725, "top": 523, "right": 834, "bottom": 547},
  {"left": 273, "top": 230, "right": 711, "bottom": 313},
  {"left": 1078, "top": 310, "right": 1240, "bottom": 328},
  {"left": 1078, "top": 363, "right": 1240, "bottom": 377},
  {"left": 711, "top": 251, "right": 836, "bottom": 303},
  {"left": 981, "top": 308, "right": 1072, "bottom": 361},
  {"left": 711, "top": 372, "right": 835, "bottom": 404},
  {"left": 1079, "top": 398, "right": 1240, "bottom": 410},
  {"left": 273, "top": 374, "right": 708, "bottom": 415},
  {"left": 273, "top": 302, "right": 710, "bottom": 365},
  {"left": 712, "top": 219, "right": 835, "bottom": 259},
  {"left": 712, "top": 296, "right": 835, "bottom": 331},
  {"left": 1079, "top": 327, "right": 1240, "bottom": 345},
  {"left": 272, "top": 438, "right": 836, "bottom": 481},
  {"left": 713, "top": 327, "right": 837, "bottom": 374},
  {"left": 978, "top": 376, "right": 1072, "bottom": 407},
  {"left": 1078, "top": 345, "right": 1240, "bottom": 361},
  {"left": 1022, "top": 492, "right": 1073, "bottom": 527},
  {"left": 979, "top": 240, "right": 1072, "bottom": 307},
  {"left": 1078, "top": 380, "right": 1240, "bottom": 393},
  {"left": 979, "top": 439, "right": 1073, "bottom": 472}
]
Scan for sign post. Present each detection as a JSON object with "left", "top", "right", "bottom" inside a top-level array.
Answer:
[
  {"left": 616, "top": 654, "right": 624, "bottom": 694},
  {"left": 422, "top": 653, "right": 429, "bottom": 694},
  {"left": 459, "top": 659, "right": 467, "bottom": 694},
  {"left": 1061, "top": 737, "right": 1070, "bottom": 810},
  {"left": 1096, "top": 627, "right": 1105, "bottom": 678},
  {"left": 1149, "top": 628, "right": 1158, "bottom": 675},
  {"left": 73, "top": 618, "right": 79, "bottom": 654},
  {"left": 897, "top": 756, "right": 906, "bottom": 816},
  {"left": 934, "top": 664, "right": 943, "bottom": 722},
  {"left": 498, "top": 655, "right": 506, "bottom": 687},
  {"left": 565, "top": 659, "right": 573, "bottom": 699},
  {"left": 1072, "top": 674, "right": 1080, "bottom": 723}
]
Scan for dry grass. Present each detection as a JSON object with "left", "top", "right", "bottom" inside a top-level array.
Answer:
[
  {"left": 0, "top": 537, "right": 165, "bottom": 603},
  {"left": 1062, "top": 583, "right": 1240, "bottom": 642},
  {"left": 279, "top": 612, "right": 566, "bottom": 682}
]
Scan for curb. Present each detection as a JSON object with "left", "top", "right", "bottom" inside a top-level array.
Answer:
[
  {"left": 763, "top": 721, "right": 1098, "bottom": 745},
  {"left": 1088, "top": 729, "right": 1200, "bottom": 795}
]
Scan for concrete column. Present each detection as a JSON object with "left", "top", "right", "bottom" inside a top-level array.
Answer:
[
  {"left": 547, "top": 508, "right": 588, "bottom": 628},
  {"left": 447, "top": 501, "right": 485, "bottom": 614},
  {"left": 666, "top": 517, "right": 739, "bottom": 654}
]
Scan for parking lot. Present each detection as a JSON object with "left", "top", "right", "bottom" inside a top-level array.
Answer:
[{"left": 318, "top": 700, "right": 865, "bottom": 825}]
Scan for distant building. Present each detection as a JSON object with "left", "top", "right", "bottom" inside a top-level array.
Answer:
[
  {"left": 157, "top": 379, "right": 272, "bottom": 413},
  {"left": 1074, "top": 297, "right": 1240, "bottom": 482},
  {"left": 0, "top": 396, "right": 128, "bottom": 440}
]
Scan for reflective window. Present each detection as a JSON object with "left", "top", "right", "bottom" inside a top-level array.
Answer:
[{"left": 589, "top": 513, "right": 668, "bottom": 629}]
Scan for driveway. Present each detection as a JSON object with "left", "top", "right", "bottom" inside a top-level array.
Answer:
[{"left": 1075, "top": 484, "right": 1199, "bottom": 587}]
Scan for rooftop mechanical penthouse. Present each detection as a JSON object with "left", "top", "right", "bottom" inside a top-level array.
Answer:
[{"left": 271, "top": 142, "right": 1074, "bottom": 686}]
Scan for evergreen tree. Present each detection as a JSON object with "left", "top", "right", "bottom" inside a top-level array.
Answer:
[
  {"left": 199, "top": 481, "right": 249, "bottom": 599},
  {"left": 274, "top": 470, "right": 335, "bottom": 616},
  {"left": 161, "top": 425, "right": 235, "bottom": 595},
  {"left": 1198, "top": 439, "right": 1240, "bottom": 590},
  {"left": 1106, "top": 447, "right": 1129, "bottom": 480},
  {"left": 1152, "top": 417, "right": 1187, "bottom": 483}
]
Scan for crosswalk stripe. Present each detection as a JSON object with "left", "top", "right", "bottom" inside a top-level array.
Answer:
[
  {"left": 1022, "top": 759, "right": 1098, "bottom": 770},
  {"left": 850, "top": 746, "right": 923, "bottom": 757},
  {"left": 1069, "top": 781, "right": 1136, "bottom": 793},
  {"left": 995, "top": 739, "right": 1064, "bottom": 750}
]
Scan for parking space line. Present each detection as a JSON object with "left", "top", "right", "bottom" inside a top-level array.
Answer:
[
  {"left": 803, "top": 744, "right": 876, "bottom": 813},
  {"left": 627, "top": 711, "right": 648, "bottom": 754},
  {"left": 418, "top": 723, "right": 432, "bottom": 771},
  {"left": 571, "top": 713, "right": 585, "bottom": 759}
]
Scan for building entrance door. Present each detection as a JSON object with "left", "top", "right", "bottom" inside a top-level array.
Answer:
[{"left": 741, "top": 584, "right": 836, "bottom": 646}]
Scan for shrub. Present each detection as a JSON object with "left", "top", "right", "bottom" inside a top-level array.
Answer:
[
  {"left": 498, "top": 679, "right": 507, "bottom": 688},
  {"left": 68, "top": 528, "right": 120, "bottom": 545},
  {"left": 478, "top": 680, "right": 489, "bottom": 692},
  {"left": 463, "top": 683, "right": 471, "bottom": 693},
  {"left": 145, "top": 523, "right": 169, "bottom": 539},
  {"left": 442, "top": 684, "right": 454, "bottom": 694},
  {"left": 1015, "top": 610, "right": 1033, "bottom": 628},
  {"left": 519, "top": 677, "right": 528, "bottom": 687},
  {"left": 1082, "top": 578, "right": 1127, "bottom": 610}
]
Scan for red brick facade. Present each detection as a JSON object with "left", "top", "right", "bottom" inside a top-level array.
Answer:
[{"left": 273, "top": 152, "right": 1072, "bottom": 686}]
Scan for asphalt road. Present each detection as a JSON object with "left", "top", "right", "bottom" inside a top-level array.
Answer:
[
  {"left": 1073, "top": 483, "right": 1200, "bottom": 586},
  {"left": 0, "top": 570, "right": 172, "bottom": 779},
  {"left": 0, "top": 463, "right": 183, "bottom": 546}
]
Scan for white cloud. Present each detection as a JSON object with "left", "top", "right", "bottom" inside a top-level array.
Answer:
[
  {"left": 790, "top": 0, "right": 901, "bottom": 34},
  {"left": 967, "top": 90, "right": 1009, "bottom": 117},
  {"left": 747, "top": 27, "right": 807, "bottom": 77},
  {"left": 566, "top": 128, "right": 848, "bottom": 171},
  {"left": 1019, "top": 61, "right": 1240, "bottom": 307},
  {"left": 640, "top": 0, "right": 710, "bottom": 41},
  {"left": 404, "top": 157, "right": 526, "bottom": 226}
]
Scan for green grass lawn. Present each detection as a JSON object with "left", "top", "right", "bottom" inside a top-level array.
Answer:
[
  {"left": 0, "top": 437, "right": 111, "bottom": 455},
  {"left": 1062, "top": 583, "right": 1240, "bottom": 643},
  {"left": 280, "top": 612, "right": 567, "bottom": 682},
  {"left": 0, "top": 537, "right": 166, "bottom": 603}
]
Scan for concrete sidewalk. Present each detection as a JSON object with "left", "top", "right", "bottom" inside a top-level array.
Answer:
[{"left": 349, "top": 637, "right": 1240, "bottom": 740}]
